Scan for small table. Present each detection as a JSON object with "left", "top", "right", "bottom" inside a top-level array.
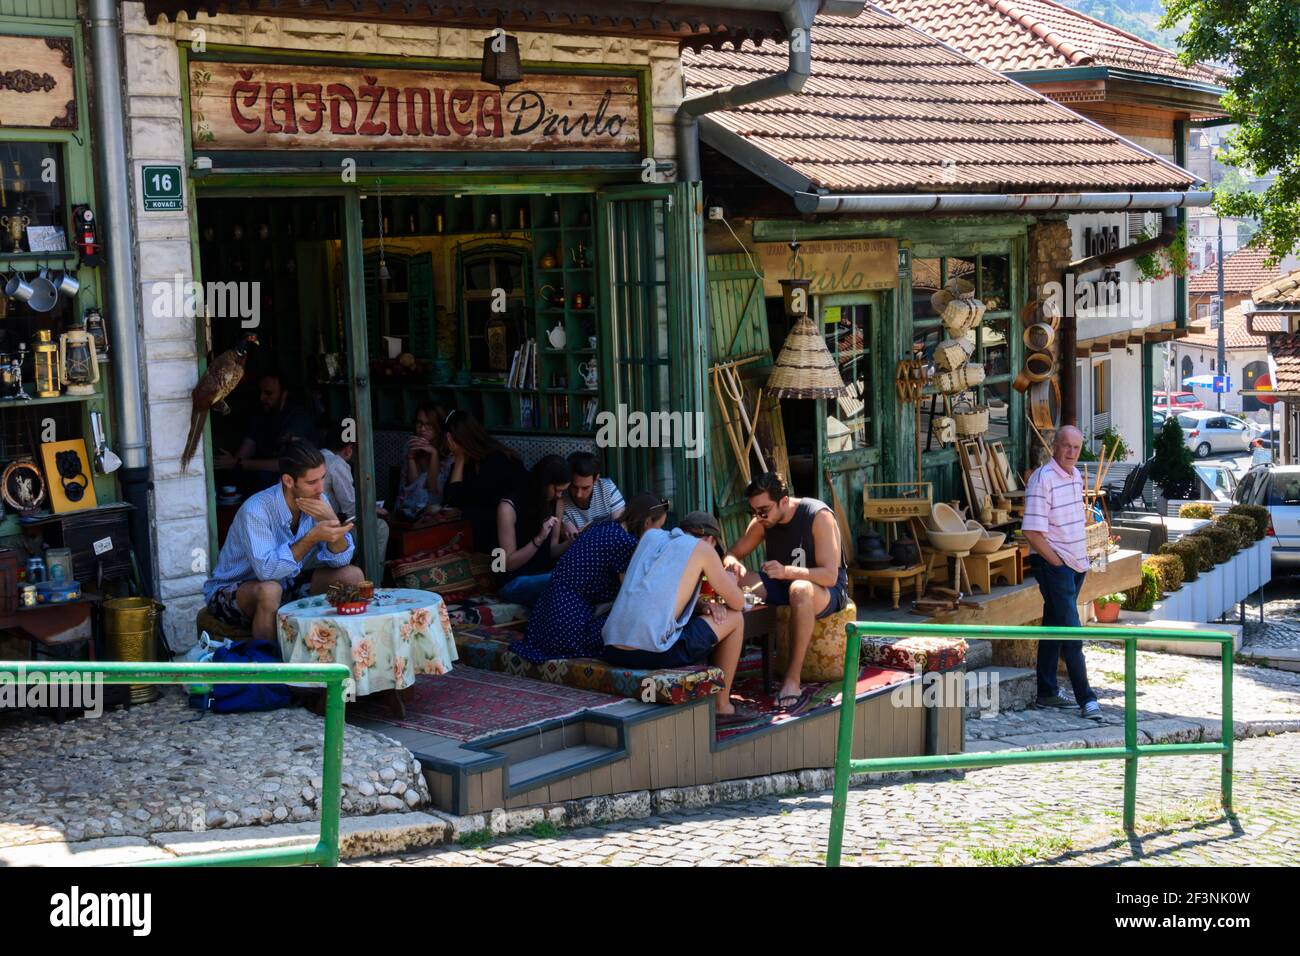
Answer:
[
  {"left": 850, "top": 564, "right": 926, "bottom": 609},
  {"left": 741, "top": 603, "right": 778, "bottom": 695},
  {"left": 276, "top": 588, "right": 458, "bottom": 713},
  {"left": 962, "top": 546, "right": 1021, "bottom": 594}
]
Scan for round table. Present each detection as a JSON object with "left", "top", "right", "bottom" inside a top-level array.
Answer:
[{"left": 276, "top": 588, "right": 457, "bottom": 702}]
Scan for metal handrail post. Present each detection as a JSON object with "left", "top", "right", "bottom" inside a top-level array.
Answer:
[{"left": 826, "top": 623, "right": 862, "bottom": 868}]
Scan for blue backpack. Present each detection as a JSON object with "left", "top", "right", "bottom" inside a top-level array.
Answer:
[{"left": 189, "top": 639, "right": 294, "bottom": 713}]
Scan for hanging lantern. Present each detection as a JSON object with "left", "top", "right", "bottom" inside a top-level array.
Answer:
[
  {"left": 32, "top": 329, "right": 60, "bottom": 398},
  {"left": 779, "top": 277, "right": 812, "bottom": 318},
  {"left": 59, "top": 327, "right": 100, "bottom": 396},
  {"left": 376, "top": 186, "right": 391, "bottom": 282},
  {"left": 481, "top": 29, "right": 522, "bottom": 91},
  {"left": 768, "top": 279, "right": 846, "bottom": 400},
  {"left": 83, "top": 307, "right": 109, "bottom": 362}
]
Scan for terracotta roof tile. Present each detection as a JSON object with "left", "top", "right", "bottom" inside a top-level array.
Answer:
[
  {"left": 873, "top": 0, "right": 1223, "bottom": 85},
  {"left": 1252, "top": 268, "right": 1300, "bottom": 307},
  {"left": 1188, "top": 246, "right": 1282, "bottom": 294},
  {"left": 1180, "top": 305, "right": 1279, "bottom": 351},
  {"left": 684, "top": 7, "right": 1196, "bottom": 195},
  {"left": 1271, "top": 333, "right": 1300, "bottom": 391}
]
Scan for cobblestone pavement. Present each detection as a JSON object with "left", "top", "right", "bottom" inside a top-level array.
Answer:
[
  {"left": 1243, "top": 572, "right": 1300, "bottom": 651},
  {"left": 964, "top": 643, "right": 1300, "bottom": 751},
  {"left": 353, "top": 733, "right": 1300, "bottom": 867},
  {"left": 0, "top": 690, "right": 427, "bottom": 848}
]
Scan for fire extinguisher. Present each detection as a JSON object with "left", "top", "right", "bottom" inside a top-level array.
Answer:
[{"left": 72, "top": 204, "right": 104, "bottom": 266}]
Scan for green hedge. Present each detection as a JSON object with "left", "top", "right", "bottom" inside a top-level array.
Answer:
[
  {"left": 1227, "top": 503, "right": 1269, "bottom": 540},
  {"left": 1125, "top": 564, "right": 1161, "bottom": 612},
  {"left": 1143, "top": 554, "right": 1184, "bottom": 594},
  {"left": 1217, "top": 514, "right": 1256, "bottom": 552},
  {"left": 1192, "top": 525, "right": 1238, "bottom": 564},
  {"left": 1158, "top": 541, "right": 1200, "bottom": 582},
  {"left": 1178, "top": 502, "right": 1214, "bottom": 520}
]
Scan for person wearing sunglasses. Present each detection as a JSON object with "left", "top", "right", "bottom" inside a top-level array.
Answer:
[{"left": 722, "top": 471, "right": 847, "bottom": 711}]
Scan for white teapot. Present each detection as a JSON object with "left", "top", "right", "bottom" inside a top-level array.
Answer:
[
  {"left": 579, "top": 360, "right": 598, "bottom": 391},
  {"left": 547, "top": 323, "right": 567, "bottom": 349}
]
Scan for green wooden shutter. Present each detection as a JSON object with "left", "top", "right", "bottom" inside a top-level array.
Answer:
[{"left": 408, "top": 252, "right": 435, "bottom": 361}]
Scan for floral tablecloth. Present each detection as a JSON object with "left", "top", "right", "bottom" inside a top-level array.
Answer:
[{"left": 276, "top": 588, "right": 457, "bottom": 698}]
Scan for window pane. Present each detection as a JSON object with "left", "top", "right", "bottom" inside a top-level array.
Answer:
[
  {"left": 464, "top": 260, "right": 493, "bottom": 291},
  {"left": 824, "top": 304, "right": 871, "bottom": 451},
  {"left": 984, "top": 380, "right": 1010, "bottom": 444},
  {"left": 912, "top": 257, "right": 942, "bottom": 322},
  {"left": 980, "top": 317, "right": 1011, "bottom": 379},
  {"left": 980, "top": 254, "right": 1011, "bottom": 311},
  {"left": 946, "top": 257, "right": 976, "bottom": 293}
]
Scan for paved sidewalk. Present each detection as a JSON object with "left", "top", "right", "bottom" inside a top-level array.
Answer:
[
  {"left": 966, "top": 643, "right": 1300, "bottom": 751},
  {"left": 1243, "top": 574, "right": 1300, "bottom": 653},
  {"left": 353, "top": 733, "right": 1300, "bottom": 867}
]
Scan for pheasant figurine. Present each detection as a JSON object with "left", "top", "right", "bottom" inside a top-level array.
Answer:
[{"left": 181, "top": 333, "right": 258, "bottom": 470}]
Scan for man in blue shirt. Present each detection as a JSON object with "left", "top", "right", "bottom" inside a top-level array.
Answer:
[{"left": 204, "top": 440, "right": 361, "bottom": 641}]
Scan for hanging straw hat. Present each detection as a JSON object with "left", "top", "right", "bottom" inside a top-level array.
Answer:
[{"left": 766, "top": 316, "right": 847, "bottom": 399}]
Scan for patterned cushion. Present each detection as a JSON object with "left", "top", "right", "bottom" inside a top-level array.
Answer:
[
  {"left": 389, "top": 551, "right": 478, "bottom": 595},
  {"left": 445, "top": 595, "right": 529, "bottom": 630},
  {"left": 858, "top": 634, "right": 967, "bottom": 673},
  {"left": 774, "top": 600, "right": 858, "bottom": 682},
  {"left": 452, "top": 625, "right": 723, "bottom": 706}
]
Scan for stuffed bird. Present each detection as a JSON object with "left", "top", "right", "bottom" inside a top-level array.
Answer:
[{"left": 181, "top": 333, "right": 258, "bottom": 471}]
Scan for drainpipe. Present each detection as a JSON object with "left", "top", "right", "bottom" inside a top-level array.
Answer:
[
  {"left": 676, "top": 0, "right": 865, "bottom": 182},
  {"left": 90, "top": 0, "right": 154, "bottom": 593},
  {"left": 795, "top": 191, "right": 1211, "bottom": 216}
]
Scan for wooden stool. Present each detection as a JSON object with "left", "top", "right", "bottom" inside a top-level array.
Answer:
[
  {"left": 851, "top": 565, "right": 926, "bottom": 609},
  {"left": 961, "top": 546, "right": 1021, "bottom": 595}
]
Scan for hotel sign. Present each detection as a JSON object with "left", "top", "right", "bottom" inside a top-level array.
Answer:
[
  {"left": 188, "top": 61, "right": 641, "bottom": 152},
  {"left": 756, "top": 238, "right": 899, "bottom": 298}
]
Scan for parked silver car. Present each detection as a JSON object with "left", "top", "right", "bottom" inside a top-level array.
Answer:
[
  {"left": 1174, "top": 410, "right": 1252, "bottom": 458},
  {"left": 1234, "top": 464, "right": 1300, "bottom": 571}
]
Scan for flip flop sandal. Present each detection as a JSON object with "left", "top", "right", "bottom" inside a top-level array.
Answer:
[{"left": 773, "top": 694, "right": 803, "bottom": 712}]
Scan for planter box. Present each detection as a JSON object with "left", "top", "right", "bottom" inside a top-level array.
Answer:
[{"left": 1122, "top": 614, "right": 1243, "bottom": 658}]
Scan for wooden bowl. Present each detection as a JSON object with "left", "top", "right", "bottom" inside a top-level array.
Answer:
[
  {"left": 930, "top": 502, "right": 967, "bottom": 533},
  {"left": 970, "top": 531, "right": 1007, "bottom": 554},
  {"left": 926, "top": 528, "right": 983, "bottom": 553}
]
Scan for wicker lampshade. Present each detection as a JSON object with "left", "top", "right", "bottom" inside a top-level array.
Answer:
[{"left": 766, "top": 316, "right": 847, "bottom": 399}]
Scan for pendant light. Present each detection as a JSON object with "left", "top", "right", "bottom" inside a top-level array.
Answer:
[
  {"left": 481, "top": 22, "right": 522, "bottom": 91},
  {"left": 767, "top": 278, "right": 847, "bottom": 399},
  {"left": 376, "top": 183, "right": 390, "bottom": 283}
]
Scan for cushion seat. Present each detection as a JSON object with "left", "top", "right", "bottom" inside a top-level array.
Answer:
[
  {"left": 452, "top": 625, "right": 723, "bottom": 706},
  {"left": 858, "top": 634, "right": 967, "bottom": 673},
  {"left": 774, "top": 600, "right": 859, "bottom": 683}
]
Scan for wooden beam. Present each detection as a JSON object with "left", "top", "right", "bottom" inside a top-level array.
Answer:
[
  {"left": 1126, "top": 333, "right": 1145, "bottom": 345},
  {"left": 1074, "top": 346, "right": 1090, "bottom": 359},
  {"left": 1110, "top": 338, "right": 1128, "bottom": 350},
  {"left": 1091, "top": 341, "right": 1110, "bottom": 353},
  {"left": 1145, "top": 330, "right": 1175, "bottom": 343},
  {"left": 1171, "top": 328, "right": 1192, "bottom": 339}
]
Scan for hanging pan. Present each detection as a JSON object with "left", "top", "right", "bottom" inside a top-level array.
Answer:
[{"left": 26, "top": 269, "right": 58, "bottom": 313}]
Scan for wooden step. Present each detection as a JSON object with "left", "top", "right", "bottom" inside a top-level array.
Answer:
[{"left": 507, "top": 744, "right": 623, "bottom": 792}]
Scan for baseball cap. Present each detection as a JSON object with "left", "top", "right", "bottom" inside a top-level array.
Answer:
[{"left": 679, "top": 511, "right": 725, "bottom": 553}]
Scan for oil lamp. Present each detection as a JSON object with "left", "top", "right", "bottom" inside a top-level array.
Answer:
[
  {"left": 59, "top": 326, "right": 99, "bottom": 395},
  {"left": 83, "top": 307, "right": 109, "bottom": 362},
  {"left": 32, "top": 329, "right": 59, "bottom": 398}
]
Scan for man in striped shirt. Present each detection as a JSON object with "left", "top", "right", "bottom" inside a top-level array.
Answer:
[
  {"left": 560, "top": 451, "right": 625, "bottom": 535},
  {"left": 1022, "top": 425, "right": 1102, "bottom": 720}
]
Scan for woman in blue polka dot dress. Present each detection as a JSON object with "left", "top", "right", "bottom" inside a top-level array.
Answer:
[{"left": 514, "top": 493, "right": 669, "bottom": 662}]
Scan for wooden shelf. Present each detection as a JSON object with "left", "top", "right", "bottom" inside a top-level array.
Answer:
[{"left": 0, "top": 391, "right": 104, "bottom": 408}]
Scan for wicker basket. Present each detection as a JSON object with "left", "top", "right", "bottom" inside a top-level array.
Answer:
[
  {"left": 934, "top": 336, "right": 974, "bottom": 371},
  {"left": 1085, "top": 520, "right": 1110, "bottom": 559},
  {"left": 941, "top": 297, "right": 986, "bottom": 336},
  {"left": 934, "top": 363, "right": 986, "bottom": 394},
  {"left": 931, "top": 415, "right": 956, "bottom": 445},
  {"left": 953, "top": 404, "right": 990, "bottom": 437}
]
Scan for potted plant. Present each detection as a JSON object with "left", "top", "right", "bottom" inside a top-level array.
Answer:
[
  {"left": 326, "top": 582, "right": 369, "bottom": 615},
  {"left": 1094, "top": 591, "right": 1126, "bottom": 623},
  {"left": 1150, "top": 417, "right": 1197, "bottom": 504}
]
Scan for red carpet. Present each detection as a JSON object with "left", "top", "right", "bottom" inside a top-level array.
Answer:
[
  {"left": 717, "top": 654, "right": 913, "bottom": 742},
  {"left": 355, "top": 669, "right": 624, "bottom": 742}
]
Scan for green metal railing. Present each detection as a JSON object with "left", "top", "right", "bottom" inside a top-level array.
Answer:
[
  {"left": 827, "top": 622, "right": 1234, "bottom": 867},
  {"left": 0, "top": 660, "right": 350, "bottom": 867}
]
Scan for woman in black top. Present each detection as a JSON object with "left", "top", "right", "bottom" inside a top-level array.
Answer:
[
  {"left": 496, "top": 455, "right": 571, "bottom": 607},
  {"left": 442, "top": 410, "right": 526, "bottom": 553}
]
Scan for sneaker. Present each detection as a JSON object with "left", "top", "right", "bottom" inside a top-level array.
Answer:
[
  {"left": 1036, "top": 694, "right": 1073, "bottom": 709},
  {"left": 1081, "top": 700, "right": 1103, "bottom": 721}
]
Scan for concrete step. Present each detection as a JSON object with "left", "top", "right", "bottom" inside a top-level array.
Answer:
[
  {"left": 966, "top": 665, "right": 1036, "bottom": 717},
  {"left": 965, "top": 639, "right": 993, "bottom": 670}
]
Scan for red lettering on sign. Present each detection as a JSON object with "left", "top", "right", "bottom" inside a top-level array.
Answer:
[
  {"left": 403, "top": 87, "right": 433, "bottom": 136},
  {"left": 358, "top": 76, "right": 387, "bottom": 136},
  {"left": 386, "top": 87, "right": 403, "bottom": 136},
  {"left": 265, "top": 81, "right": 297, "bottom": 134},
  {"left": 298, "top": 83, "right": 324, "bottom": 134},
  {"left": 326, "top": 83, "right": 357, "bottom": 134},
  {"left": 477, "top": 90, "right": 503, "bottom": 138},
  {"left": 448, "top": 88, "right": 474, "bottom": 136},
  {"left": 230, "top": 68, "right": 261, "bottom": 133}
]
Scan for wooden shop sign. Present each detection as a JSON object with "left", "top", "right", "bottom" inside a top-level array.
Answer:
[
  {"left": 188, "top": 61, "right": 640, "bottom": 152},
  {"left": 756, "top": 238, "right": 899, "bottom": 298},
  {"left": 0, "top": 35, "right": 76, "bottom": 130}
]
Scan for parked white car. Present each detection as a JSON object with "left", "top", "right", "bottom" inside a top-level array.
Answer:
[
  {"left": 1173, "top": 410, "right": 1252, "bottom": 458},
  {"left": 1234, "top": 464, "right": 1300, "bottom": 572}
]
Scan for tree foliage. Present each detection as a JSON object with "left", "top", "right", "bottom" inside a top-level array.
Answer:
[{"left": 1163, "top": 0, "right": 1300, "bottom": 260}]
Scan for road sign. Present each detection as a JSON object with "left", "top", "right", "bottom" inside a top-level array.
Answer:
[
  {"left": 141, "top": 165, "right": 183, "bottom": 211},
  {"left": 1212, "top": 374, "right": 1232, "bottom": 394},
  {"left": 1256, "top": 373, "right": 1278, "bottom": 406}
]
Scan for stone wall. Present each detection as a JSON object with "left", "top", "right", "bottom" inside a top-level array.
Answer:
[{"left": 119, "top": 2, "right": 687, "bottom": 648}]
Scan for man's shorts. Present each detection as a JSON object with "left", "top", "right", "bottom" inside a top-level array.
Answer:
[
  {"left": 757, "top": 572, "right": 848, "bottom": 620},
  {"left": 204, "top": 575, "right": 312, "bottom": 629},
  {"left": 602, "top": 615, "right": 717, "bottom": 670}
]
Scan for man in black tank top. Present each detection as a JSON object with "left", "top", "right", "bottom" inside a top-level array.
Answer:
[{"left": 723, "top": 472, "right": 849, "bottom": 710}]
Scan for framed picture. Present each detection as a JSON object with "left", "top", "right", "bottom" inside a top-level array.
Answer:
[
  {"left": 2, "top": 459, "right": 45, "bottom": 512},
  {"left": 39, "top": 439, "right": 97, "bottom": 513}
]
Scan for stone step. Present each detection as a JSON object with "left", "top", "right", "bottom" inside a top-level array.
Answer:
[
  {"left": 966, "top": 665, "right": 1036, "bottom": 716},
  {"left": 965, "top": 639, "right": 993, "bottom": 670}
]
